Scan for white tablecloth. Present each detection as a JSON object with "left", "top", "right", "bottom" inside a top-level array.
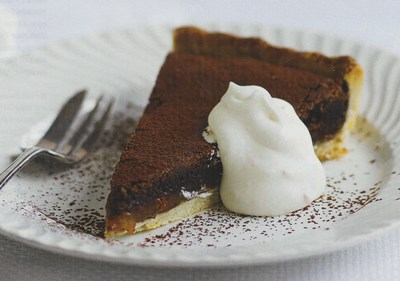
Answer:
[{"left": 1, "top": 1, "right": 400, "bottom": 280}]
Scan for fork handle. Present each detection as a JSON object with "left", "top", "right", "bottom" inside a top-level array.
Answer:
[{"left": 0, "top": 146, "right": 45, "bottom": 191}]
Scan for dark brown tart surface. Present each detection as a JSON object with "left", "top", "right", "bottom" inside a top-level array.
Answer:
[
  {"left": 105, "top": 51, "right": 353, "bottom": 236},
  {"left": 173, "top": 26, "right": 364, "bottom": 160}
]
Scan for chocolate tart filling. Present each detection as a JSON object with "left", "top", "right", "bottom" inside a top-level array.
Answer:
[{"left": 106, "top": 52, "right": 349, "bottom": 234}]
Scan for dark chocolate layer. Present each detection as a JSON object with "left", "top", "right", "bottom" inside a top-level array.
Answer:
[{"left": 106, "top": 52, "right": 348, "bottom": 231}]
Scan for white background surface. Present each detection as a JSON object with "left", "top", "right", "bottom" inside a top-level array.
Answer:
[{"left": 1, "top": 1, "right": 400, "bottom": 280}]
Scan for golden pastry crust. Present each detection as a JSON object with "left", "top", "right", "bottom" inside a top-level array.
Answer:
[{"left": 105, "top": 190, "right": 220, "bottom": 238}]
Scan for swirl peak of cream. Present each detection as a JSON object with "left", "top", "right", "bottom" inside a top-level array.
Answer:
[{"left": 207, "top": 82, "right": 326, "bottom": 216}]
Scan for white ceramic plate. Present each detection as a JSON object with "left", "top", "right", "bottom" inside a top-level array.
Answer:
[{"left": 1, "top": 24, "right": 400, "bottom": 267}]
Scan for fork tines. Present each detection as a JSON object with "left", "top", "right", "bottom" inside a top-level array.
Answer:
[{"left": 46, "top": 91, "right": 114, "bottom": 163}]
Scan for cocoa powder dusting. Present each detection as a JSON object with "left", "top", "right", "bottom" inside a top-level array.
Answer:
[{"left": 5, "top": 111, "right": 400, "bottom": 249}]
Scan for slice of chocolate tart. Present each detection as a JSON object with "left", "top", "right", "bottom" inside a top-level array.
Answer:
[{"left": 105, "top": 26, "right": 363, "bottom": 237}]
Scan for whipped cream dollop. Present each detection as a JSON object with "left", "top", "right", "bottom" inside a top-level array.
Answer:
[{"left": 207, "top": 82, "right": 326, "bottom": 216}]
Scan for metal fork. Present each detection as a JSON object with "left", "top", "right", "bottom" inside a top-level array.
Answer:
[{"left": 0, "top": 90, "right": 114, "bottom": 190}]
